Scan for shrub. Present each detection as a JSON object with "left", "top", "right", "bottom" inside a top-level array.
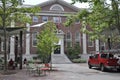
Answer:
[
  {"left": 66, "top": 44, "right": 82, "bottom": 60},
  {"left": 33, "top": 56, "right": 37, "bottom": 60},
  {"left": 27, "top": 60, "right": 34, "bottom": 64}
]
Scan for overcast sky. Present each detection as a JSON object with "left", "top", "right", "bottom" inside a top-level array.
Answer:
[{"left": 23, "top": 0, "right": 89, "bottom": 8}]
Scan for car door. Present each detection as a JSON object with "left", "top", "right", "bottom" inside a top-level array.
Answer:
[{"left": 94, "top": 54, "right": 99, "bottom": 66}]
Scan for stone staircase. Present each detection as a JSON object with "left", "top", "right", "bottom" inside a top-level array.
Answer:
[{"left": 51, "top": 54, "right": 72, "bottom": 64}]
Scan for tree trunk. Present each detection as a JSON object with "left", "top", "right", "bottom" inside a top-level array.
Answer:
[
  {"left": 108, "top": 38, "right": 111, "bottom": 50},
  {"left": 3, "top": 28, "right": 7, "bottom": 72}
]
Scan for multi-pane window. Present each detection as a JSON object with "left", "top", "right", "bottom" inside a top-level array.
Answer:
[
  {"left": 88, "top": 36, "right": 94, "bottom": 47},
  {"left": 42, "top": 16, "right": 48, "bottom": 22},
  {"left": 33, "top": 16, "right": 38, "bottom": 22},
  {"left": 75, "top": 32, "right": 81, "bottom": 46},
  {"left": 66, "top": 42, "right": 72, "bottom": 48},
  {"left": 66, "top": 32, "right": 71, "bottom": 40},
  {"left": 53, "top": 17, "right": 61, "bottom": 23},
  {"left": 75, "top": 19, "right": 80, "bottom": 24},
  {"left": 66, "top": 32, "right": 72, "bottom": 47},
  {"left": 32, "top": 32, "right": 38, "bottom": 47}
]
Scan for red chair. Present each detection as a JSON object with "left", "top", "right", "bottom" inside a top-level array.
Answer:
[
  {"left": 45, "top": 63, "right": 50, "bottom": 68},
  {"left": 40, "top": 63, "right": 50, "bottom": 75}
]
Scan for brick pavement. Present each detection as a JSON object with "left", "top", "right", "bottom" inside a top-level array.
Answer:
[{"left": 0, "top": 63, "right": 88, "bottom": 80}]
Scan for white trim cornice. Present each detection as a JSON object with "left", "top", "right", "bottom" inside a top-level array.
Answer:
[
  {"left": 31, "top": 11, "right": 77, "bottom": 17},
  {"left": 40, "top": 11, "right": 77, "bottom": 14}
]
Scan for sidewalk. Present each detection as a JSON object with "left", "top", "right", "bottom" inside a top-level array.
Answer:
[{"left": 0, "top": 63, "right": 88, "bottom": 80}]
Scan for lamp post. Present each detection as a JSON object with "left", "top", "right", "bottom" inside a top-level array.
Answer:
[
  {"left": 19, "top": 31, "right": 23, "bottom": 69},
  {"left": 18, "top": 0, "right": 24, "bottom": 69}
]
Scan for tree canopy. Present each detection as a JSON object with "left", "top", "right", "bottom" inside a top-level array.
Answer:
[
  {"left": 66, "top": 0, "right": 120, "bottom": 40},
  {"left": 0, "top": 0, "right": 40, "bottom": 27},
  {"left": 37, "top": 22, "right": 58, "bottom": 63}
]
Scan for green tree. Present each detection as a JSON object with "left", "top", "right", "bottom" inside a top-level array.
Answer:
[
  {"left": 37, "top": 22, "right": 58, "bottom": 69},
  {"left": 65, "top": 0, "right": 120, "bottom": 49},
  {"left": 0, "top": 0, "right": 40, "bottom": 71}
]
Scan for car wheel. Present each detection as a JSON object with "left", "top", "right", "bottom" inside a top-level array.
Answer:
[
  {"left": 88, "top": 63, "right": 92, "bottom": 69},
  {"left": 101, "top": 64, "right": 105, "bottom": 72},
  {"left": 117, "top": 69, "right": 120, "bottom": 72}
]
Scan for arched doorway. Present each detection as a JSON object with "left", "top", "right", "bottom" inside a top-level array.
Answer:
[{"left": 54, "top": 45, "right": 60, "bottom": 54}]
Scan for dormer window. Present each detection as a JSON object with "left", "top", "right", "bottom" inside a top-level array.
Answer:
[{"left": 50, "top": 4, "right": 64, "bottom": 11}]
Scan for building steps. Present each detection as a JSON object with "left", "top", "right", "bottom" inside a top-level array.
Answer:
[{"left": 51, "top": 54, "right": 72, "bottom": 64}]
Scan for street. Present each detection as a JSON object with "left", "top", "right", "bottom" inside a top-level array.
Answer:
[{"left": 51, "top": 63, "right": 120, "bottom": 80}]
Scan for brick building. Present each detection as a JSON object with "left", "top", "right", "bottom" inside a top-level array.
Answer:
[{"left": 1, "top": 0, "right": 104, "bottom": 60}]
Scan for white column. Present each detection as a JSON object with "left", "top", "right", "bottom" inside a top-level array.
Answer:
[
  {"left": 10, "top": 37, "right": 15, "bottom": 55},
  {"left": 10, "top": 21, "right": 15, "bottom": 55},
  {"left": 25, "top": 23, "right": 30, "bottom": 55},
  {"left": 61, "top": 36, "right": 64, "bottom": 54},
  {"left": 83, "top": 33, "right": 87, "bottom": 54},
  {"left": 95, "top": 39, "right": 99, "bottom": 52},
  {"left": 82, "top": 21, "right": 87, "bottom": 54},
  {"left": 25, "top": 13, "right": 31, "bottom": 55}
]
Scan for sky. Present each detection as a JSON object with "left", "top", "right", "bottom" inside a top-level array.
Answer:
[{"left": 23, "top": 0, "right": 89, "bottom": 8}]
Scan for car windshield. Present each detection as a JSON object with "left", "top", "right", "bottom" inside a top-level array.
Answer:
[{"left": 101, "top": 54, "right": 114, "bottom": 59}]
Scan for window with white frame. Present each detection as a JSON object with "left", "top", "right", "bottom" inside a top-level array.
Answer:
[
  {"left": 33, "top": 16, "right": 38, "bottom": 22},
  {"left": 66, "top": 32, "right": 72, "bottom": 47},
  {"left": 42, "top": 16, "right": 48, "bottom": 22},
  {"left": 32, "top": 32, "right": 38, "bottom": 47},
  {"left": 88, "top": 36, "right": 94, "bottom": 47},
  {"left": 75, "top": 32, "right": 81, "bottom": 46},
  {"left": 53, "top": 17, "right": 61, "bottom": 23}
]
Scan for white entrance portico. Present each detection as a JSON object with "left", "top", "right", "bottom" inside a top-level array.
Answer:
[
  {"left": 55, "top": 30, "right": 64, "bottom": 54},
  {"left": 28, "top": 22, "right": 65, "bottom": 57}
]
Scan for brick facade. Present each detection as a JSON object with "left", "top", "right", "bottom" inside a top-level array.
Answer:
[{"left": 26, "top": 0, "right": 96, "bottom": 55}]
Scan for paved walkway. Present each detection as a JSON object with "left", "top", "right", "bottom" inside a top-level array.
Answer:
[{"left": 0, "top": 63, "right": 88, "bottom": 80}]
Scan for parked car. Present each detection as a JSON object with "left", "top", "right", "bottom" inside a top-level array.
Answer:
[{"left": 88, "top": 51, "right": 120, "bottom": 72}]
